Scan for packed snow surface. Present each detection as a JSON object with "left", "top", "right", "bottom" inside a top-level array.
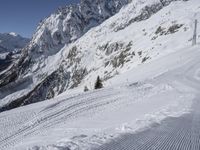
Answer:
[
  {"left": 1, "top": 0, "right": 200, "bottom": 149},
  {"left": 96, "top": 99, "right": 200, "bottom": 150},
  {"left": 0, "top": 45, "right": 200, "bottom": 149}
]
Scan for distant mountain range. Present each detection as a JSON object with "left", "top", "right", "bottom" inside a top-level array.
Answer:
[{"left": 0, "top": 32, "right": 29, "bottom": 53}]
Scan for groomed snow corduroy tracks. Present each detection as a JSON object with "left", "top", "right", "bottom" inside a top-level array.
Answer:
[{"left": 95, "top": 98, "right": 200, "bottom": 150}]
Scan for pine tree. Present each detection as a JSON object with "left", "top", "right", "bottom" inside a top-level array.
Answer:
[
  {"left": 94, "top": 76, "right": 103, "bottom": 89},
  {"left": 84, "top": 86, "right": 89, "bottom": 92}
]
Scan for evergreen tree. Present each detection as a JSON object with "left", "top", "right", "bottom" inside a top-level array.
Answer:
[
  {"left": 94, "top": 76, "right": 103, "bottom": 89},
  {"left": 84, "top": 86, "right": 89, "bottom": 92}
]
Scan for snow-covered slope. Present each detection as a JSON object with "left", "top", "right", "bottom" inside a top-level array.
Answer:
[
  {"left": 1, "top": 0, "right": 200, "bottom": 112},
  {"left": 61, "top": 0, "right": 200, "bottom": 88},
  {"left": 0, "top": 45, "right": 199, "bottom": 150}
]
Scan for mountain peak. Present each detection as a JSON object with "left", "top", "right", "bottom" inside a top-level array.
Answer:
[{"left": 9, "top": 32, "right": 18, "bottom": 37}]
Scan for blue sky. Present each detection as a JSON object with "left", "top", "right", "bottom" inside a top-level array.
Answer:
[{"left": 0, "top": 0, "right": 79, "bottom": 38}]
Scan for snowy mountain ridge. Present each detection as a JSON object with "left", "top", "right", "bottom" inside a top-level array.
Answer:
[{"left": 29, "top": 0, "right": 129, "bottom": 64}]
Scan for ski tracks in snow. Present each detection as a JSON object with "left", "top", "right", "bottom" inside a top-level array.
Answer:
[
  {"left": 95, "top": 97, "right": 200, "bottom": 150},
  {"left": 0, "top": 81, "right": 176, "bottom": 150}
]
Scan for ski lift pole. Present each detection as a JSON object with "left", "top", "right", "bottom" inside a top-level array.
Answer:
[{"left": 192, "top": 19, "right": 198, "bottom": 46}]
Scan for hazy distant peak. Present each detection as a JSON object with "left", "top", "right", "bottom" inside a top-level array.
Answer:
[{"left": 9, "top": 32, "right": 18, "bottom": 37}]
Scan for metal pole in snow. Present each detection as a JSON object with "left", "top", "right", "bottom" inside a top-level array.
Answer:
[{"left": 192, "top": 19, "right": 198, "bottom": 46}]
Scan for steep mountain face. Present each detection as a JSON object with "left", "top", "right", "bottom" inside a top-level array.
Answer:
[
  {"left": 0, "top": 0, "right": 199, "bottom": 112},
  {"left": 28, "top": 0, "right": 129, "bottom": 69}
]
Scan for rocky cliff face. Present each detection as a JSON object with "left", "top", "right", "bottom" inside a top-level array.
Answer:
[
  {"left": 0, "top": 0, "right": 197, "bottom": 112},
  {"left": 28, "top": 0, "right": 129, "bottom": 68}
]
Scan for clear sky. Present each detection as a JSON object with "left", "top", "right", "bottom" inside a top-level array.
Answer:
[{"left": 0, "top": 0, "right": 80, "bottom": 38}]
